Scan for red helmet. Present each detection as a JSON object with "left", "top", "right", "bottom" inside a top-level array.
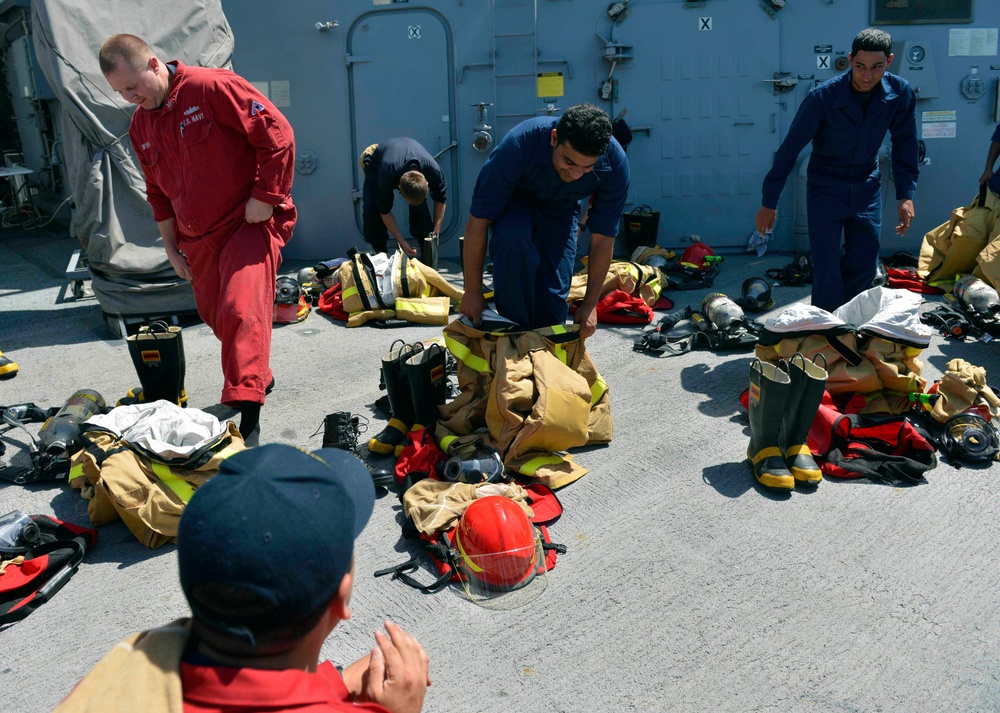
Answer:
[
  {"left": 453, "top": 496, "right": 538, "bottom": 591},
  {"left": 679, "top": 241, "right": 716, "bottom": 269}
]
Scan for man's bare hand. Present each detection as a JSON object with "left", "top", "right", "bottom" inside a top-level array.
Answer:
[
  {"left": 980, "top": 169, "right": 993, "bottom": 186},
  {"left": 360, "top": 621, "right": 430, "bottom": 713},
  {"left": 896, "top": 198, "right": 914, "bottom": 236},
  {"left": 755, "top": 206, "right": 777, "bottom": 235},
  {"left": 396, "top": 237, "right": 418, "bottom": 257},
  {"left": 166, "top": 249, "right": 193, "bottom": 281},
  {"left": 459, "top": 290, "right": 486, "bottom": 326},
  {"left": 245, "top": 197, "right": 274, "bottom": 224},
  {"left": 573, "top": 303, "right": 598, "bottom": 339}
]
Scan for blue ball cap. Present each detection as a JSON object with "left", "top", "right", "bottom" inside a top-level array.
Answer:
[{"left": 177, "top": 444, "right": 374, "bottom": 637}]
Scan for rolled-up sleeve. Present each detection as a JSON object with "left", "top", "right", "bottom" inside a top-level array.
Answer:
[
  {"left": 212, "top": 76, "right": 295, "bottom": 205},
  {"left": 426, "top": 161, "right": 447, "bottom": 204},
  {"left": 586, "top": 143, "right": 630, "bottom": 237}
]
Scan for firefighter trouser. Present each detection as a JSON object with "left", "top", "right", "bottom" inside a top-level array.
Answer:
[
  {"left": 807, "top": 181, "right": 881, "bottom": 312},
  {"left": 436, "top": 320, "right": 612, "bottom": 489},
  {"left": 490, "top": 199, "right": 578, "bottom": 330},
  {"left": 179, "top": 202, "right": 296, "bottom": 406}
]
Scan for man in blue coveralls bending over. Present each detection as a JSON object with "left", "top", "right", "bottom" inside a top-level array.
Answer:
[
  {"left": 755, "top": 28, "right": 919, "bottom": 312},
  {"left": 459, "top": 103, "right": 630, "bottom": 337}
]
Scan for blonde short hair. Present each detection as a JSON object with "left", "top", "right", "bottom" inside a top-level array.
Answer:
[{"left": 99, "top": 34, "right": 154, "bottom": 75}]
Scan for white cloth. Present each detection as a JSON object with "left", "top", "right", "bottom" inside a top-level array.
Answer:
[
  {"left": 746, "top": 229, "right": 771, "bottom": 257},
  {"left": 833, "top": 286, "right": 935, "bottom": 346},
  {"left": 84, "top": 401, "right": 230, "bottom": 460}
]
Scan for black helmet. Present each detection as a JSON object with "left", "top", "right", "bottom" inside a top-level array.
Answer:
[{"left": 738, "top": 277, "right": 774, "bottom": 311}]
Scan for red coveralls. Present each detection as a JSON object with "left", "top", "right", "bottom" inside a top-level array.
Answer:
[{"left": 130, "top": 61, "right": 296, "bottom": 406}]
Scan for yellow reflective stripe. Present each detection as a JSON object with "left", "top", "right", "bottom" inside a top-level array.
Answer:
[
  {"left": 68, "top": 463, "right": 85, "bottom": 482},
  {"left": 342, "top": 285, "right": 359, "bottom": 299},
  {"left": 150, "top": 462, "right": 196, "bottom": 503},
  {"left": 545, "top": 324, "right": 569, "bottom": 364},
  {"left": 216, "top": 444, "right": 243, "bottom": 460},
  {"left": 445, "top": 336, "right": 490, "bottom": 373},
  {"left": 453, "top": 529, "right": 484, "bottom": 573},
  {"left": 440, "top": 435, "right": 458, "bottom": 452},
  {"left": 396, "top": 299, "right": 433, "bottom": 313},
  {"left": 751, "top": 446, "right": 784, "bottom": 465},
  {"left": 590, "top": 375, "right": 608, "bottom": 406},
  {"left": 518, "top": 454, "right": 564, "bottom": 476}
]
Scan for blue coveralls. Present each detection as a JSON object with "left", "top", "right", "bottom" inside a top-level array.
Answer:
[
  {"left": 362, "top": 138, "right": 447, "bottom": 253},
  {"left": 470, "top": 117, "right": 630, "bottom": 329},
  {"left": 761, "top": 71, "right": 919, "bottom": 311},
  {"left": 988, "top": 124, "right": 1000, "bottom": 196}
]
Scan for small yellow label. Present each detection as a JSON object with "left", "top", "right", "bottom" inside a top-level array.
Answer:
[
  {"left": 537, "top": 72, "right": 564, "bottom": 98},
  {"left": 141, "top": 350, "right": 161, "bottom": 364}
]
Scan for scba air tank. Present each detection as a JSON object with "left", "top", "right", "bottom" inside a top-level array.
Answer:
[
  {"left": 37, "top": 389, "right": 106, "bottom": 457},
  {"left": 701, "top": 293, "right": 746, "bottom": 331},
  {"left": 954, "top": 275, "right": 1000, "bottom": 317}
]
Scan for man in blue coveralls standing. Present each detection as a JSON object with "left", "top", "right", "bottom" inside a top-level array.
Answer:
[
  {"left": 755, "top": 28, "right": 919, "bottom": 312},
  {"left": 459, "top": 103, "right": 630, "bottom": 338}
]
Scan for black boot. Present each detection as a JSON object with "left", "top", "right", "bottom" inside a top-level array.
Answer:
[
  {"left": 398, "top": 343, "right": 447, "bottom": 456},
  {"left": 322, "top": 412, "right": 362, "bottom": 452},
  {"left": 780, "top": 353, "right": 828, "bottom": 485},
  {"left": 368, "top": 341, "right": 419, "bottom": 455},
  {"left": 747, "top": 359, "right": 794, "bottom": 491},
  {"left": 125, "top": 322, "right": 186, "bottom": 406}
]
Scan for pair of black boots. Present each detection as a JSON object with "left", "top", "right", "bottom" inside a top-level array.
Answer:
[
  {"left": 369, "top": 341, "right": 448, "bottom": 457},
  {"left": 747, "top": 353, "right": 829, "bottom": 490},
  {"left": 122, "top": 322, "right": 187, "bottom": 407}
]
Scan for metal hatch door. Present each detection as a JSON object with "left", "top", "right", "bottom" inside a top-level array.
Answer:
[
  {"left": 614, "top": 0, "right": 781, "bottom": 248},
  {"left": 347, "top": 9, "right": 458, "bottom": 238}
]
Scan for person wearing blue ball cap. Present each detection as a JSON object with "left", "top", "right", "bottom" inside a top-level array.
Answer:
[{"left": 57, "top": 444, "right": 430, "bottom": 713}]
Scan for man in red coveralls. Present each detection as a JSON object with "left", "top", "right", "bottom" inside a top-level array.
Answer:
[{"left": 99, "top": 34, "right": 296, "bottom": 437}]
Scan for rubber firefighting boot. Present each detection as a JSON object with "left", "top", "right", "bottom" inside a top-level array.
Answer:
[
  {"left": 125, "top": 322, "right": 186, "bottom": 405},
  {"left": 747, "top": 358, "right": 795, "bottom": 491},
  {"left": 779, "top": 353, "right": 828, "bottom": 485},
  {"left": 368, "top": 342, "right": 419, "bottom": 455},
  {"left": 0, "top": 350, "right": 18, "bottom": 379},
  {"left": 421, "top": 232, "right": 439, "bottom": 270},
  {"left": 397, "top": 343, "right": 448, "bottom": 456}
]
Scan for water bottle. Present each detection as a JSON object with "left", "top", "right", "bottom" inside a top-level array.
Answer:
[
  {"left": 37, "top": 389, "right": 106, "bottom": 458},
  {"left": 702, "top": 293, "right": 746, "bottom": 331},
  {"left": 954, "top": 275, "right": 1000, "bottom": 317}
]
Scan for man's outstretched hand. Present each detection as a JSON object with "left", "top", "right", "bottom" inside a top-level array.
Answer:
[{"left": 359, "top": 620, "right": 430, "bottom": 713}]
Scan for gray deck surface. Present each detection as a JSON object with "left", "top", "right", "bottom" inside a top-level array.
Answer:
[{"left": 1, "top": 226, "right": 998, "bottom": 712}]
